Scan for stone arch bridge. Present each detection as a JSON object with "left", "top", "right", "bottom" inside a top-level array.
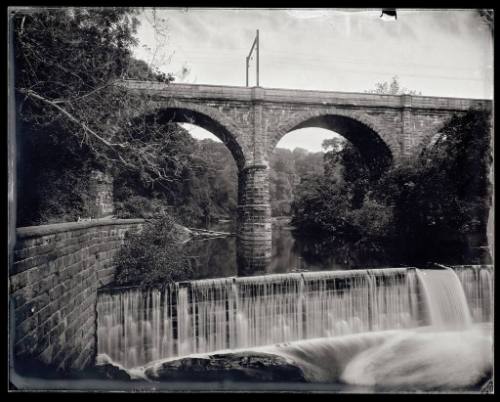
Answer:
[{"left": 124, "top": 80, "right": 491, "bottom": 272}]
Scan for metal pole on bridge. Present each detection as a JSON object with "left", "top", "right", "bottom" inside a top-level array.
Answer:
[
  {"left": 246, "top": 56, "right": 249, "bottom": 87},
  {"left": 246, "top": 29, "right": 259, "bottom": 87},
  {"left": 256, "top": 29, "right": 259, "bottom": 87}
]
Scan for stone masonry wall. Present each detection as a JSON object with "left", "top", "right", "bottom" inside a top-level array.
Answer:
[
  {"left": 125, "top": 80, "right": 491, "bottom": 169},
  {"left": 9, "top": 219, "right": 144, "bottom": 373},
  {"left": 237, "top": 165, "right": 272, "bottom": 242}
]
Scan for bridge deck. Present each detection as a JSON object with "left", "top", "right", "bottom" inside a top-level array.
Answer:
[{"left": 123, "top": 80, "right": 491, "bottom": 111}]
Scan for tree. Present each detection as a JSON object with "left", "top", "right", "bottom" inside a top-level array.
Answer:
[
  {"left": 268, "top": 147, "right": 326, "bottom": 217},
  {"left": 12, "top": 8, "right": 212, "bottom": 225},
  {"left": 365, "top": 76, "right": 422, "bottom": 96},
  {"left": 270, "top": 149, "right": 297, "bottom": 216},
  {"left": 379, "top": 110, "right": 493, "bottom": 262},
  {"left": 113, "top": 135, "right": 239, "bottom": 228},
  {"left": 291, "top": 109, "right": 492, "bottom": 265},
  {"left": 291, "top": 137, "right": 376, "bottom": 240},
  {"left": 13, "top": 7, "right": 182, "bottom": 186}
]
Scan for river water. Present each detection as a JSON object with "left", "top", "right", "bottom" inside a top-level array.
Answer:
[
  {"left": 183, "top": 220, "right": 491, "bottom": 279},
  {"left": 184, "top": 220, "right": 383, "bottom": 279}
]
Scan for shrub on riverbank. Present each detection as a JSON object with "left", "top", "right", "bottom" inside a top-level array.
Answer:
[{"left": 113, "top": 214, "right": 193, "bottom": 287}]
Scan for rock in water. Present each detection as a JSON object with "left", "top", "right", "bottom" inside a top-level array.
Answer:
[
  {"left": 93, "top": 363, "right": 132, "bottom": 381},
  {"left": 145, "top": 352, "right": 307, "bottom": 383}
]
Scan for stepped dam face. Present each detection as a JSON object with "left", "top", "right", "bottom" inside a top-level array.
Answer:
[{"left": 96, "top": 265, "right": 493, "bottom": 371}]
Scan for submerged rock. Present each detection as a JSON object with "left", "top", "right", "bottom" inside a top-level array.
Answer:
[{"left": 145, "top": 351, "right": 307, "bottom": 383}]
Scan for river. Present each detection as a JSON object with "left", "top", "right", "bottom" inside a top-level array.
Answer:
[{"left": 182, "top": 219, "right": 491, "bottom": 279}]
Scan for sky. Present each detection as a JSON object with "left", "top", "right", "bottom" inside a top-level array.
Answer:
[{"left": 133, "top": 8, "right": 493, "bottom": 152}]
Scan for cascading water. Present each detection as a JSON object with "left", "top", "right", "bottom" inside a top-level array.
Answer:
[
  {"left": 97, "top": 287, "right": 177, "bottom": 368},
  {"left": 97, "top": 265, "right": 493, "bottom": 372},
  {"left": 97, "top": 267, "right": 425, "bottom": 368},
  {"left": 453, "top": 265, "right": 493, "bottom": 323},
  {"left": 415, "top": 267, "right": 472, "bottom": 329},
  {"left": 334, "top": 266, "right": 493, "bottom": 390},
  {"left": 96, "top": 265, "right": 493, "bottom": 390}
]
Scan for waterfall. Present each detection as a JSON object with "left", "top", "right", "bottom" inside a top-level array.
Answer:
[
  {"left": 97, "top": 286, "right": 177, "bottom": 368},
  {"left": 415, "top": 267, "right": 472, "bottom": 329},
  {"left": 97, "top": 265, "right": 493, "bottom": 369},
  {"left": 98, "top": 268, "right": 420, "bottom": 368},
  {"left": 453, "top": 265, "right": 493, "bottom": 323}
]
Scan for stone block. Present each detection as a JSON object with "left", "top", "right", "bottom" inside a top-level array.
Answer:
[
  {"left": 15, "top": 314, "right": 37, "bottom": 340},
  {"left": 12, "top": 256, "right": 39, "bottom": 275},
  {"left": 15, "top": 301, "right": 37, "bottom": 325},
  {"left": 37, "top": 304, "right": 52, "bottom": 325},
  {"left": 10, "top": 285, "right": 33, "bottom": 310},
  {"left": 9, "top": 271, "right": 29, "bottom": 293},
  {"left": 13, "top": 246, "right": 34, "bottom": 261},
  {"left": 15, "top": 332, "right": 37, "bottom": 357}
]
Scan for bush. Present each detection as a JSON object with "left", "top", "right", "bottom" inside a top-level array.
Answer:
[{"left": 113, "top": 214, "right": 193, "bottom": 287}]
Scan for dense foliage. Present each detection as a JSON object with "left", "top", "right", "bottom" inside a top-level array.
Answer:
[
  {"left": 16, "top": 121, "right": 100, "bottom": 225},
  {"left": 113, "top": 215, "right": 193, "bottom": 287},
  {"left": 14, "top": 8, "right": 183, "bottom": 226},
  {"left": 13, "top": 8, "right": 218, "bottom": 226},
  {"left": 114, "top": 135, "right": 238, "bottom": 227},
  {"left": 269, "top": 148, "right": 324, "bottom": 216},
  {"left": 291, "top": 110, "right": 492, "bottom": 265},
  {"left": 378, "top": 110, "right": 493, "bottom": 263}
]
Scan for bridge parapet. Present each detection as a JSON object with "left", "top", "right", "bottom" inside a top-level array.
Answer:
[{"left": 122, "top": 80, "right": 491, "bottom": 111}]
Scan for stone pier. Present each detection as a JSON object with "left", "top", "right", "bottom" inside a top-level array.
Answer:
[{"left": 237, "top": 164, "right": 272, "bottom": 274}]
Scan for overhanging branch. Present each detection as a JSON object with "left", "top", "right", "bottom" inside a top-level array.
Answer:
[{"left": 17, "top": 87, "right": 128, "bottom": 149}]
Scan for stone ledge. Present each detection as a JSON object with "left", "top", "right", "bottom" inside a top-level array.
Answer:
[
  {"left": 16, "top": 219, "right": 145, "bottom": 240},
  {"left": 123, "top": 80, "right": 492, "bottom": 111}
]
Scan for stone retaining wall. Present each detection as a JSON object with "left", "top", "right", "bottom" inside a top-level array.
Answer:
[{"left": 9, "top": 219, "right": 144, "bottom": 373}]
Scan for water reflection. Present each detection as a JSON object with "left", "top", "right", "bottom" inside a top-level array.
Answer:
[
  {"left": 182, "top": 220, "right": 492, "bottom": 280},
  {"left": 183, "top": 236, "right": 238, "bottom": 279},
  {"left": 183, "top": 221, "right": 366, "bottom": 280},
  {"left": 236, "top": 236, "right": 273, "bottom": 276}
]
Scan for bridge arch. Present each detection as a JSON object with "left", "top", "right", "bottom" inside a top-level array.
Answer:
[
  {"left": 135, "top": 101, "right": 247, "bottom": 171},
  {"left": 272, "top": 110, "right": 394, "bottom": 175}
]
